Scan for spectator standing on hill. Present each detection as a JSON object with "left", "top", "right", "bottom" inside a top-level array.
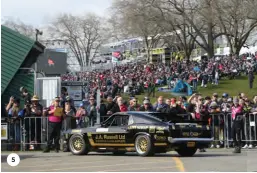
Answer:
[{"left": 248, "top": 69, "right": 254, "bottom": 89}]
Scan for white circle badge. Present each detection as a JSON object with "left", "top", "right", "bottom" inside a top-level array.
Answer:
[{"left": 7, "top": 153, "right": 20, "bottom": 167}]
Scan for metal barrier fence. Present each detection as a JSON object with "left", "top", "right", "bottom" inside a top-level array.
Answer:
[
  {"left": 1, "top": 118, "right": 23, "bottom": 151},
  {"left": 1, "top": 113, "right": 257, "bottom": 151},
  {"left": 22, "top": 117, "right": 49, "bottom": 151},
  {"left": 209, "top": 112, "right": 257, "bottom": 148}
]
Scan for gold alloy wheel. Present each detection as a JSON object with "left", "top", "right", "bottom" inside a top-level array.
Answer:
[
  {"left": 73, "top": 138, "right": 83, "bottom": 151},
  {"left": 136, "top": 137, "right": 148, "bottom": 154}
]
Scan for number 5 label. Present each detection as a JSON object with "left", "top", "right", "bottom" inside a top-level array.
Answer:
[{"left": 7, "top": 153, "right": 20, "bottom": 167}]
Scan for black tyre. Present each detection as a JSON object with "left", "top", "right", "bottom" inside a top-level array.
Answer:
[
  {"left": 69, "top": 134, "right": 89, "bottom": 155},
  {"left": 135, "top": 135, "right": 154, "bottom": 156},
  {"left": 176, "top": 147, "right": 197, "bottom": 157},
  {"left": 112, "top": 150, "right": 126, "bottom": 155}
]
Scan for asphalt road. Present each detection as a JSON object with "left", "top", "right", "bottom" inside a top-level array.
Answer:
[{"left": 1, "top": 149, "right": 257, "bottom": 172}]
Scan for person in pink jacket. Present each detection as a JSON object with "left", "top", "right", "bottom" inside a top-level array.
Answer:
[{"left": 231, "top": 98, "right": 244, "bottom": 153}]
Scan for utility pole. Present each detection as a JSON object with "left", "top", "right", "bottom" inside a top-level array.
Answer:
[{"left": 35, "top": 29, "right": 43, "bottom": 42}]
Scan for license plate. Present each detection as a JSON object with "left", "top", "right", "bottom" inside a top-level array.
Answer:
[{"left": 187, "top": 142, "right": 195, "bottom": 147}]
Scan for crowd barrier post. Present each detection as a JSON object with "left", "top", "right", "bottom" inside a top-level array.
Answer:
[
  {"left": 225, "top": 112, "right": 232, "bottom": 148},
  {"left": 209, "top": 113, "right": 226, "bottom": 148},
  {"left": 22, "top": 116, "right": 49, "bottom": 151},
  {"left": 243, "top": 113, "right": 257, "bottom": 146}
]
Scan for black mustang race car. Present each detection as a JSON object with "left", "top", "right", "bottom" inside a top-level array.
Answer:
[{"left": 62, "top": 112, "right": 213, "bottom": 157}]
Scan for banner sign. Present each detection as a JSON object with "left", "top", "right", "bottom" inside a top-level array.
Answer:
[
  {"left": 1, "top": 123, "right": 8, "bottom": 140},
  {"left": 151, "top": 48, "right": 165, "bottom": 55},
  {"left": 62, "top": 82, "right": 86, "bottom": 101}
]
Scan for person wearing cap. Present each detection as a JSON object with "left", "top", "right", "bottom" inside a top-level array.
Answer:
[
  {"left": 76, "top": 103, "right": 88, "bottom": 128},
  {"left": 231, "top": 98, "right": 244, "bottom": 153},
  {"left": 20, "top": 86, "right": 32, "bottom": 104},
  {"left": 43, "top": 97, "right": 64, "bottom": 153},
  {"left": 221, "top": 93, "right": 228, "bottom": 104},
  {"left": 139, "top": 99, "right": 153, "bottom": 112},
  {"left": 208, "top": 101, "right": 223, "bottom": 148}
]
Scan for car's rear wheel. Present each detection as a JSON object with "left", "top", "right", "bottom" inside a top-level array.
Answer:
[
  {"left": 176, "top": 147, "right": 197, "bottom": 157},
  {"left": 69, "top": 134, "right": 89, "bottom": 155},
  {"left": 135, "top": 135, "right": 154, "bottom": 156}
]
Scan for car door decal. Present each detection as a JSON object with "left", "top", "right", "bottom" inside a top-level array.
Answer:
[{"left": 87, "top": 133, "right": 134, "bottom": 147}]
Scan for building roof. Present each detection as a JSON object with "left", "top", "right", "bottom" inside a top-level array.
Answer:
[{"left": 1, "top": 25, "right": 44, "bottom": 95}]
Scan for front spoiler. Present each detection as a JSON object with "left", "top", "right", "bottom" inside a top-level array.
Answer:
[{"left": 168, "top": 137, "right": 213, "bottom": 144}]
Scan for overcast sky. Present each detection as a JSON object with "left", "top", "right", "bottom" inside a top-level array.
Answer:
[{"left": 1, "top": 0, "right": 112, "bottom": 27}]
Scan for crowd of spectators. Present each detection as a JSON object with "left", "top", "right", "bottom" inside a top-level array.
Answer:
[{"left": 2, "top": 54, "right": 257, "bottom": 151}]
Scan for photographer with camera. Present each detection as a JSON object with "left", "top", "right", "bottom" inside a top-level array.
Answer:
[
  {"left": 6, "top": 96, "right": 24, "bottom": 150},
  {"left": 20, "top": 86, "right": 31, "bottom": 104},
  {"left": 30, "top": 95, "right": 43, "bottom": 146}
]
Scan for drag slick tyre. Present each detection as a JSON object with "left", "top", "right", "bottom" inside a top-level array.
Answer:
[
  {"left": 176, "top": 147, "right": 197, "bottom": 157},
  {"left": 135, "top": 135, "right": 154, "bottom": 156},
  {"left": 69, "top": 134, "right": 89, "bottom": 155}
]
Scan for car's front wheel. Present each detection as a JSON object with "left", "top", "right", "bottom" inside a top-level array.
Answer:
[
  {"left": 135, "top": 135, "right": 154, "bottom": 156},
  {"left": 69, "top": 134, "right": 89, "bottom": 155},
  {"left": 176, "top": 147, "right": 197, "bottom": 157}
]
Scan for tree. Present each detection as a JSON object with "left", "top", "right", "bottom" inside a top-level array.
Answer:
[
  {"left": 49, "top": 13, "right": 106, "bottom": 68},
  {"left": 152, "top": 1, "right": 195, "bottom": 61},
  {"left": 111, "top": 0, "right": 163, "bottom": 62},
  {"left": 155, "top": 0, "right": 226, "bottom": 58},
  {"left": 2, "top": 17, "right": 36, "bottom": 40},
  {"left": 214, "top": 0, "right": 257, "bottom": 55}
]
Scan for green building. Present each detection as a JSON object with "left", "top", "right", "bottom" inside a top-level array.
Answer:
[{"left": 1, "top": 25, "right": 45, "bottom": 107}]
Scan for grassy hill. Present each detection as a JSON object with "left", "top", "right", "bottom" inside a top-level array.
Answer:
[{"left": 122, "top": 75, "right": 257, "bottom": 103}]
